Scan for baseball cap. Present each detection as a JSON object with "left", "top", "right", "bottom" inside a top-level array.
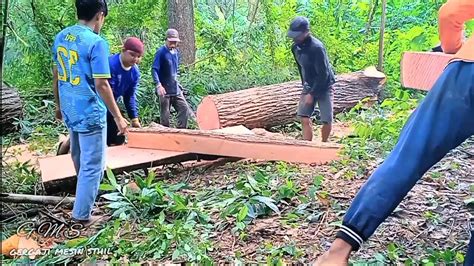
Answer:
[
  {"left": 287, "top": 16, "right": 310, "bottom": 38},
  {"left": 123, "top": 37, "right": 144, "bottom": 55},
  {"left": 166, "top": 29, "right": 181, "bottom": 42}
]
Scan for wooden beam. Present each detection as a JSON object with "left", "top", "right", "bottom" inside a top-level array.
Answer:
[
  {"left": 39, "top": 126, "right": 255, "bottom": 194},
  {"left": 127, "top": 127, "right": 341, "bottom": 165},
  {"left": 400, "top": 51, "right": 453, "bottom": 91},
  {"left": 39, "top": 146, "right": 197, "bottom": 194}
]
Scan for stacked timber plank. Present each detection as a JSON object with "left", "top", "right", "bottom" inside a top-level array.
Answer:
[
  {"left": 39, "top": 125, "right": 255, "bottom": 193},
  {"left": 400, "top": 51, "right": 453, "bottom": 91},
  {"left": 39, "top": 146, "right": 196, "bottom": 193}
]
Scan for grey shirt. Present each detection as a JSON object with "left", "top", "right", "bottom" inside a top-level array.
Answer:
[{"left": 291, "top": 35, "right": 335, "bottom": 96}]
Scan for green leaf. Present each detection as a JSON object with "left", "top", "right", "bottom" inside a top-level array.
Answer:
[
  {"left": 106, "top": 167, "right": 118, "bottom": 188},
  {"left": 119, "top": 211, "right": 128, "bottom": 220},
  {"left": 313, "top": 175, "right": 324, "bottom": 189},
  {"left": 252, "top": 196, "right": 280, "bottom": 214},
  {"left": 237, "top": 205, "right": 249, "bottom": 222},
  {"left": 374, "top": 253, "right": 386, "bottom": 262},
  {"left": 236, "top": 221, "right": 246, "bottom": 230},
  {"left": 308, "top": 186, "right": 317, "bottom": 200},
  {"left": 99, "top": 183, "right": 116, "bottom": 191},
  {"left": 214, "top": 5, "right": 225, "bottom": 22},
  {"left": 247, "top": 176, "right": 260, "bottom": 191},
  {"left": 107, "top": 201, "right": 128, "bottom": 209},
  {"left": 65, "top": 237, "right": 87, "bottom": 248},
  {"left": 455, "top": 252, "right": 464, "bottom": 263},
  {"left": 135, "top": 175, "right": 146, "bottom": 189},
  {"left": 158, "top": 211, "right": 165, "bottom": 224},
  {"left": 172, "top": 249, "right": 181, "bottom": 260},
  {"left": 101, "top": 192, "right": 123, "bottom": 201}
]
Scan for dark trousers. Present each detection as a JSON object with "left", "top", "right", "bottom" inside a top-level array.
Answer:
[
  {"left": 106, "top": 111, "right": 125, "bottom": 146},
  {"left": 466, "top": 231, "right": 474, "bottom": 266},
  {"left": 159, "top": 92, "right": 189, "bottom": 128}
]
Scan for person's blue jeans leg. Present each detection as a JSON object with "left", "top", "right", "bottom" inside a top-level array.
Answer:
[
  {"left": 71, "top": 127, "right": 107, "bottom": 221},
  {"left": 69, "top": 130, "right": 80, "bottom": 173}
]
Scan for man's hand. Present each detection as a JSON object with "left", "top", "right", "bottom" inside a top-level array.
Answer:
[
  {"left": 131, "top": 118, "right": 141, "bottom": 128},
  {"left": 55, "top": 108, "right": 63, "bottom": 121},
  {"left": 304, "top": 93, "right": 314, "bottom": 105},
  {"left": 156, "top": 84, "right": 166, "bottom": 96},
  {"left": 114, "top": 116, "right": 129, "bottom": 135}
]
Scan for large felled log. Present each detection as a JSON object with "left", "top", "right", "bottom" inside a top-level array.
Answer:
[
  {"left": 127, "top": 127, "right": 341, "bottom": 165},
  {"left": 1, "top": 83, "right": 23, "bottom": 134},
  {"left": 400, "top": 51, "right": 453, "bottom": 91},
  {"left": 196, "top": 66, "right": 386, "bottom": 130}
]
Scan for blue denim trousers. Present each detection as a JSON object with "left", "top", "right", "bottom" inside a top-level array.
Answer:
[
  {"left": 335, "top": 61, "right": 474, "bottom": 263},
  {"left": 69, "top": 126, "right": 107, "bottom": 220}
]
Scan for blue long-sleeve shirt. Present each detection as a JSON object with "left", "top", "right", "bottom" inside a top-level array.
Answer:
[
  {"left": 151, "top": 45, "right": 181, "bottom": 96},
  {"left": 108, "top": 53, "right": 140, "bottom": 119}
]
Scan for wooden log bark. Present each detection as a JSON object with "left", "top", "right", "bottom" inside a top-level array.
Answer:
[
  {"left": 196, "top": 66, "right": 386, "bottom": 130},
  {"left": 400, "top": 51, "right": 453, "bottom": 91},
  {"left": 127, "top": 127, "right": 341, "bottom": 165},
  {"left": 0, "top": 193, "right": 75, "bottom": 206},
  {"left": 1, "top": 83, "right": 23, "bottom": 134}
]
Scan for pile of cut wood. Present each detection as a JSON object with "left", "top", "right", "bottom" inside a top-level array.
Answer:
[{"left": 39, "top": 66, "right": 387, "bottom": 194}]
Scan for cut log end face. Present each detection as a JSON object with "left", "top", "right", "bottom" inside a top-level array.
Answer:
[
  {"left": 196, "top": 96, "right": 221, "bottom": 130},
  {"left": 1, "top": 84, "right": 23, "bottom": 134}
]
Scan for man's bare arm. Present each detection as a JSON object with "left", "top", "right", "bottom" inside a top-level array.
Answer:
[{"left": 439, "top": 0, "right": 474, "bottom": 54}]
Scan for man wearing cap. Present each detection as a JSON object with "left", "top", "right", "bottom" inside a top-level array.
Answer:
[
  {"left": 288, "top": 16, "right": 336, "bottom": 142},
  {"left": 151, "top": 28, "right": 191, "bottom": 129},
  {"left": 57, "top": 37, "right": 144, "bottom": 154}
]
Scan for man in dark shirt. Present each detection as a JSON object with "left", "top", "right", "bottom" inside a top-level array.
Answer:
[
  {"left": 288, "top": 16, "right": 336, "bottom": 142},
  {"left": 151, "top": 29, "right": 191, "bottom": 128}
]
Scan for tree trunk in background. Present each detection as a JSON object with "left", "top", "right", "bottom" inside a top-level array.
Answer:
[
  {"left": 1, "top": 0, "right": 9, "bottom": 81},
  {"left": 168, "top": 0, "right": 196, "bottom": 65},
  {"left": 377, "top": 0, "right": 387, "bottom": 72},
  {"left": 196, "top": 67, "right": 386, "bottom": 130}
]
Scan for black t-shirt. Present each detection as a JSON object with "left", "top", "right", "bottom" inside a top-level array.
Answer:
[{"left": 291, "top": 35, "right": 336, "bottom": 96}]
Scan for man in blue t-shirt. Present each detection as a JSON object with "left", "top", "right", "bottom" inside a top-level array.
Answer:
[
  {"left": 52, "top": 0, "right": 128, "bottom": 224},
  {"left": 151, "top": 29, "right": 191, "bottom": 128},
  {"left": 57, "top": 37, "right": 144, "bottom": 154},
  {"left": 105, "top": 37, "right": 143, "bottom": 144}
]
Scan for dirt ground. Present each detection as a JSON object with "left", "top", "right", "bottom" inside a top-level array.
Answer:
[{"left": 168, "top": 137, "right": 473, "bottom": 263}]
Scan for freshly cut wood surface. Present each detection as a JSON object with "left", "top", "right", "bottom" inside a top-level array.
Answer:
[
  {"left": 127, "top": 127, "right": 341, "bottom": 165},
  {"left": 401, "top": 51, "right": 453, "bottom": 91}
]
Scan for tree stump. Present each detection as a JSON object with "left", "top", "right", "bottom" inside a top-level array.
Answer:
[{"left": 1, "top": 83, "right": 23, "bottom": 134}]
